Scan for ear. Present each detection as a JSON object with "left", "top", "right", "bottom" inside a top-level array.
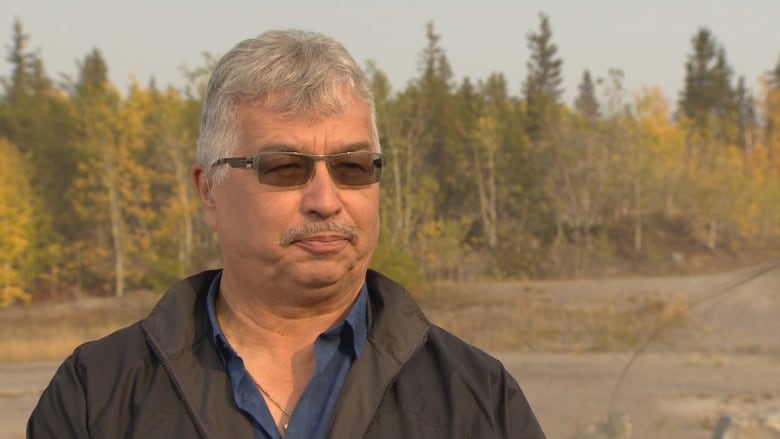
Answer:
[{"left": 192, "top": 164, "right": 217, "bottom": 228}]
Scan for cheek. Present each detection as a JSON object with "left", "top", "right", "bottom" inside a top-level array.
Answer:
[
  {"left": 243, "top": 196, "right": 293, "bottom": 234},
  {"left": 214, "top": 189, "right": 278, "bottom": 236}
]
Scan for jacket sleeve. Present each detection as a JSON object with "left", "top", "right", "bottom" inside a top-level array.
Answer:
[
  {"left": 500, "top": 368, "right": 546, "bottom": 438},
  {"left": 27, "top": 354, "right": 90, "bottom": 439}
]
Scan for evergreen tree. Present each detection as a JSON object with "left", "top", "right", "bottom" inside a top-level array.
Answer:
[
  {"left": 736, "top": 76, "right": 757, "bottom": 155},
  {"left": 4, "top": 20, "right": 35, "bottom": 107},
  {"left": 574, "top": 70, "right": 600, "bottom": 123},
  {"left": 771, "top": 55, "right": 780, "bottom": 88},
  {"left": 679, "top": 28, "right": 739, "bottom": 167},
  {"left": 678, "top": 28, "right": 742, "bottom": 248},
  {"left": 523, "top": 12, "right": 563, "bottom": 143},
  {"left": 410, "top": 22, "right": 465, "bottom": 279},
  {"left": 415, "top": 21, "right": 459, "bottom": 209},
  {"left": 520, "top": 12, "right": 565, "bottom": 266},
  {"left": 0, "top": 20, "right": 78, "bottom": 296}
]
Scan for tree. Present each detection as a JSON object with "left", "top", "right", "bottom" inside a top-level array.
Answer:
[
  {"left": 371, "top": 22, "right": 467, "bottom": 279},
  {"left": 677, "top": 28, "right": 743, "bottom": 248},
  {"left": 574, "top": 70, "right": 600, "bottom": 123},
  {"left": 628, "top": 88, "right": 686, "bottom": 251},
  {"left": 736, "top": 76, "right": 757, "bottom": 159},
  {"left": 72, "top": 49, "right": 138, "bottom": 297},
  {"left": 678, "top": 28, "right": 738, "bottom": 169},
  {"left": 762, "top": 56, "right": 780, "bottom": 172},
  {"left": 143, "top": 85, "right": 202, "bottom": 286},
  {"left": 0, "top": 138, "right": 33, "bottom": 307},
  {"left": 523, "top": 12, "right": 564, "bottom": 144},
  {"left": 521, "top": 12, "right": 566, "bottom": 264},
  {"left": 0, "top": 19, "right": 78, "bottom": 296},
  {"left": 415, "top": 21, "right": 462, "bottom": 214},
  {"left": 365, "top": 62, "right": 427, "bottom": 250}
]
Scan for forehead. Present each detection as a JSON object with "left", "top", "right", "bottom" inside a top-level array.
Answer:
[
  {"left": 235, "top": 94, "right": 377, "bottom": 151},
  {"left": 243, "top": 85, "right": 358, "bottom": 121}
]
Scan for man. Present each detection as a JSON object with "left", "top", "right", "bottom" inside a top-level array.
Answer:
[{"left": 28, "top": 29, "right": 545, "bottom": 438}]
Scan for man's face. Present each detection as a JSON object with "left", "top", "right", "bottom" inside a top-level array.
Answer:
[{"left": 196, "top": 93, "right": 381, "bottom": 296}]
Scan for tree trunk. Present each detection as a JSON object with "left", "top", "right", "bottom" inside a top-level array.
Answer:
[
  {"left": 707, "top": 219, "right": 718, "bottom": 250},
  {"left": 174, "top": 154, "right": 193, "bottom": 278},
  {"left": 472, "top": 139, "right": 498, "bottom": 249},
  {"left": 634, "top": 178, "right": 642, "bottom": 251},
  {"left": 105, "top": 151, "right": 125, "bottom": 298}
]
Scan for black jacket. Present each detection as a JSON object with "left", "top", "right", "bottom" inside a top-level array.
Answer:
[{"left": 28, "top": 270, "right": 545, "bottom": 438}]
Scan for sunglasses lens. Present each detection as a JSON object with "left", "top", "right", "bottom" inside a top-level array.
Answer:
[
  {"left": 330, "top": 153, "right": 384, "bottom": 185},
  {"left": 255, "top": 154, "right": 313, "bottom": 186},
  {"left": 252, "top": 152, "right": 385, "bottom": 187}
]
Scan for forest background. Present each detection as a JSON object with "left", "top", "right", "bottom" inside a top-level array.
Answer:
[{"left": 1, "top": 14, "right": 780, "bottom": 306}]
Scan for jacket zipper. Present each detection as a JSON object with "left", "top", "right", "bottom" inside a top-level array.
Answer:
[{"left": 143, "top": 327, "right": 212, "bottom": 439}]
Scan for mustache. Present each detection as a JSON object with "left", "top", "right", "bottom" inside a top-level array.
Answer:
[{"left": 279, "top": 220, "right": 359, "bottom": 246}]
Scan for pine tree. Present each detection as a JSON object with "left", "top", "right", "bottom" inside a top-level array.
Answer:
[
  {"left": 416, "top": 21, "right": 459, "bottom": 210},
  {"left": 678, "top": 28, "right": 742, "bottom": 249},
  {"left": 4, "top": 20, "right": 34, "bottom": 107},
  {"left": 410, "top": 22, "right": 465, "bottom": 279},
  {"left": 679, "top": 28, "right": 739, "bottom": 168},
  {"left": 770, "top": 55, "right": 780, "bottom": 95},
  {"left": 574, "top": 70, "right": 600, "bottom": 123},
  {"left": 736, "top": 76, "right": 757, "bottom": 156},
  {"left": 523, "top": 12, "right": 563, "bottom": 144}
]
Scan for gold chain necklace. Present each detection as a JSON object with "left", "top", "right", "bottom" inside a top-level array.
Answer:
[{"left": 248, "top": 374, "right": 291, "bottom": 432}]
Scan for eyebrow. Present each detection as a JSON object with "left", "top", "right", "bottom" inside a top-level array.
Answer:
[{"left": 255, "top": 142, "right": 375, "bottom": 154}]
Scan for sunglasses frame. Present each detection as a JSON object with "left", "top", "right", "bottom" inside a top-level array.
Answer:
[{"left": 212, "top": 150, "right": 387, "bottom": 187}]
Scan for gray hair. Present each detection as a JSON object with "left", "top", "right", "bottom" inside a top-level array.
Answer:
[{"left": 196, "top": 29, "right": 378, "bottom": 184}]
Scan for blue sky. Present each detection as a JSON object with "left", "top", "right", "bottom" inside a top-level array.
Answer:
[{"left": 2, "top": 0, "right": 779, "bottom": 106}]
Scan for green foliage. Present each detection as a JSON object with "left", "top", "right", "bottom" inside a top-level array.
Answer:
[
  {"left": 574, "top": 70, "right": 600, "bottom": 123},
  {"left": 524, "top": 12, "right": 564, "bottom": 144},
  {"left": 679, "top": 27, "right": 741, "bottom": 168},
  {"left": 370, "top": 232, "right": 423, "bottom": 293}
]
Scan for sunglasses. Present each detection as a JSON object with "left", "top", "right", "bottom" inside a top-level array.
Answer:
[{"left": 212, "top": 150, "right": 387, "bottom": 187}]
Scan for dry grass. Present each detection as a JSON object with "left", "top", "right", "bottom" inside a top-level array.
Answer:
[
  {"left": 0, "top": 292, "right": 159, "bottom": 362},
  {"left": 418, "top": 281, "right": 690, "bottom": 353},
  {"left": 0, "top": 280, "right": 692, "bottom": 362}
]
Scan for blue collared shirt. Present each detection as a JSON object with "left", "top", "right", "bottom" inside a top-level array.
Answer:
[{"left": 206, "top": 271, "right": 368, "bottom": 439}]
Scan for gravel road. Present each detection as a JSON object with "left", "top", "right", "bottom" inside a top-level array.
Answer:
[{"left": 1, "top": 361, "right": 58, "bottom": 439}]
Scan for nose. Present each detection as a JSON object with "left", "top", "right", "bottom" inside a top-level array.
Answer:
[{"left": 299, "top": 160, "right": 342, "bottom": 219}]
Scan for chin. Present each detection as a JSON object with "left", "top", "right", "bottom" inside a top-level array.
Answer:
[{"left": 290, "top": 261, "right": 363, "bottom": 290}]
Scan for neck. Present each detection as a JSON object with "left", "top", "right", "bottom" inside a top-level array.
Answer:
[
  {"left": 215, "top": 268, "right": 364, "bottom": 364},
  {"left": 217, "top": 285, "right": 358, "bottom": 357}
]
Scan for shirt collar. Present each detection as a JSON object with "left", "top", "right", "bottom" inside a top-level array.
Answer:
[{"left": 206, "top": 270, "right": 369, "bottom": 358}]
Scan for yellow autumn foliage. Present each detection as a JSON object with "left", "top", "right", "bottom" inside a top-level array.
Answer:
[{"left": 0, "top": 138, "right": 33, "bottom": 307}]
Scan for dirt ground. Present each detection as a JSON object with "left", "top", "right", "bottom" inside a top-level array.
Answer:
[
  {"left": 502, "top": 262, "right": 780, "bottom": 438},
  {"left": 2, "top": 263, "right": 778, "bottom": 438},
  {"left": 504, "top": 351, "right": 780, "bottom": 438}
]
